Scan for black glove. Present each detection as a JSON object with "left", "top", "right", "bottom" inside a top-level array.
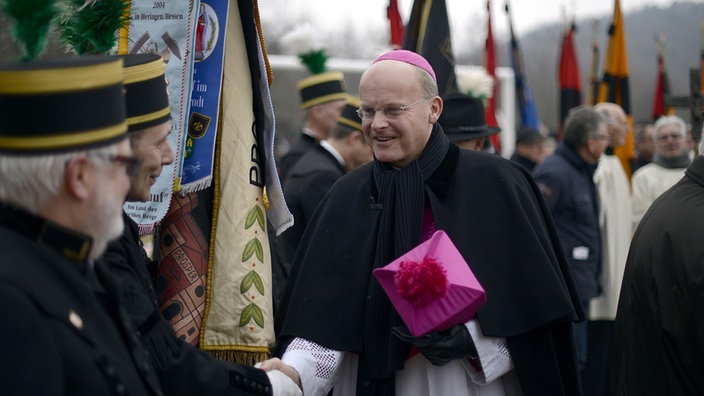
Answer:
[{"left": 392, "top": 323, "right": 478, "bottom": 366}]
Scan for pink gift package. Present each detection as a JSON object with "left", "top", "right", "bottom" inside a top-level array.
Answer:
[{"left": 373, "top": 230, "right": 486, "bottom": 336}]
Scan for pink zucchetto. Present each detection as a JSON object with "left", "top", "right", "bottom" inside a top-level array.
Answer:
[{"left": 373, "top": 49, "right": 437, "bottom": 83}]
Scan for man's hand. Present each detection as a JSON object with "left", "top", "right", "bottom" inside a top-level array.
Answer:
[
  {"left": 256, "top": 358, "right": 302, "bottom": 396},
  {"left": 392, "top": 323, "right": 478, "bottom": 366}
]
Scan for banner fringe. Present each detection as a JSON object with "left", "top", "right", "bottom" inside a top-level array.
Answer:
[
  {"left": 205, "top": 348, "right": 271, "bottom": 366},
  {"left": 179, "top": 176, "right": 213, "bottom": 195}
]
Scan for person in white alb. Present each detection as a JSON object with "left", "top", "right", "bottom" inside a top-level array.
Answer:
[{"left": 631, "top": 115, "right": 691, "bottom": 227}]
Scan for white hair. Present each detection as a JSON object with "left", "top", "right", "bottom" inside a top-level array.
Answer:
[
  {"left": 0, "top": 144, "right": 118, "bottom": 213},
  {"left": 653, "top": 115, "right": 687, "bottom": 139}
]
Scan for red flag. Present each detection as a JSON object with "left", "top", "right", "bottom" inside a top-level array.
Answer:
[
  {"left": 700, "top": 23, "right": 704, "bottom": 97},
  {"left": 387, "top": 0, "right": 404, "bottom": 49},
  {"left": 484, "top": 0, "right": 501, "bottom": 153},
  {"left": 651, "top": 35, "right": 673, "bottom": 121},
  {"left": 559, "top": 22, "right": 582, "bottom": 136},
  {"left": 588, "top": 22, "right": 600, "bottom": 106}
]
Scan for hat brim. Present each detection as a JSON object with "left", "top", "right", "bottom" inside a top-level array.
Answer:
[{"left": 444, "top": 126, "right": 500, "bottom": 142}]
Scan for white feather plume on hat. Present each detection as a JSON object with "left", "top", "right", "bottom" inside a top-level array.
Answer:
[
  {"left": 280, "top": 23, "right": 321, "bottom": 56},
  {"left": 458, "top": 69, "right": 494, "bottom": 104}
]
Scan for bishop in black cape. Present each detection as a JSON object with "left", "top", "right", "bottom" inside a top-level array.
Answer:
[{"left": 275, "top": 125, "right": 584, "bottom": 395}]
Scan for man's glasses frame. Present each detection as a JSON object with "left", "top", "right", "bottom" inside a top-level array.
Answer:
[{"left": 356, "top": 97, "right": 430, "bottom": 120}]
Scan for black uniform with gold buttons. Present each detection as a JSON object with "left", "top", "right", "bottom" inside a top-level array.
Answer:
[
  {"left": 97, "top": 212, "right": 273, "bottom": 396},
  {"left": 0, "top": 205, "right": 163, "bottom": 396}
]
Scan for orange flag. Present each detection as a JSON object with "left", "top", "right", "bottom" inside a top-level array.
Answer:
[{"left": 598, "top": 0, "right": 635, "bottom": 179}]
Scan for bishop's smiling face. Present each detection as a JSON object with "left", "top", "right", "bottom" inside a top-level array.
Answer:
[{"left": 358, "top": 60, "right": 441, "bottom": 169}]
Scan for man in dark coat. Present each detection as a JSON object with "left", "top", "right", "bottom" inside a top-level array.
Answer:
[
  {"left": 532, "top": 106, "right": 609, "bottom": 376},
  {"left": 0, "top": 56, "right": 163, "bottom": 395},
  {"left": 511, "top": 126, "right": 548, "bottom": 172},
  {"left": 276, "top": 71, "right": 347, "bottom": 184},
  {"left": 273, "top": 96, "right": 372, "bottom": 313},
  {"left": 605, "top": 150, "right": 704, "bottom": 395},
  {"left": 260, "top": 50, "right": 584, "bottom": 396},
  {"left": 97, "top": 54, "right": 300, "bottom": 396}
]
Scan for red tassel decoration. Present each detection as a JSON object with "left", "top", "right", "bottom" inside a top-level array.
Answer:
[{"left": 394, "top": 256, "right": 449, "bottom": 307}]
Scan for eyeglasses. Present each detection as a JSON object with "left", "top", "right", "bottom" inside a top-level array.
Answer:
[
  {"left": 657, "top": 133, "right": 683, "bottom": 141},
  {"left": 356, "top": 97, "right": 430, "bottom": 120},
  {"left": 90, "top": 153, "right": 142, "bottom": 177},
  {"left": 591, "top": 134, "right": 611, "bottom": 142}
]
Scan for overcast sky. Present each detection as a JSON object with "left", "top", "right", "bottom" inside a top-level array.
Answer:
[{"left": 259, "top": 0, "right": 703, "bottom": 47}]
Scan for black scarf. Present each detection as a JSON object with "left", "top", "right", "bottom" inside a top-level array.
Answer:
[
  {"left": 358, "top": 125, "right": 449, "bottom": 392},
  {"left": 653, "top": 152, "right": 691, "bottom": 169}
]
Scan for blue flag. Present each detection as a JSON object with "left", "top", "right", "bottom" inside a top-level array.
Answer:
[{"left": 506, "top": 3, "right": 539, "bottom": 129}]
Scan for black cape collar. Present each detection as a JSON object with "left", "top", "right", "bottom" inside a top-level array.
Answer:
[{"left": 0, "top": 203, "right": 93, "bottom": 263}]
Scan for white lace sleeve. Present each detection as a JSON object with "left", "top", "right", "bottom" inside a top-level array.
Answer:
[
  {"left": 282, "top": 338, "right": 344, "bottom": 396},
  {"left": 462, "top": 319, "right": 514, "bottom": 385}
]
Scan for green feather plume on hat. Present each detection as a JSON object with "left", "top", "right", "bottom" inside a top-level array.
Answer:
[
  {"left": 1, "top": 0, "right": 59, "bottom": 61},
  {"left": 280, "top": 23, "right": 328, "bottom": 75},
  {"left": 58, "top": 0, "right": 130, "bottom": 55}
]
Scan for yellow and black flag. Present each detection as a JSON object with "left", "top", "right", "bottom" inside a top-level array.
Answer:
[
  {"left": 598, "top": 0, "right": 635, "bottom": 178},
  {"left": 402, "top": 0, "right": 458, "bottom": 96}
]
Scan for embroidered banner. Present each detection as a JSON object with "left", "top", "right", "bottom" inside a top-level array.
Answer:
[
  {"left": 157, "top": 0, "right": 289, "bottom": 364},
  {"left": 180, "top": 0, "right": 230, "bottom": 193},
  {"left": 119, "top": 0, "right": 198, "bottom": 233},
  {"left": 198, "top": 0, "right": 274, "bottom": 364}
]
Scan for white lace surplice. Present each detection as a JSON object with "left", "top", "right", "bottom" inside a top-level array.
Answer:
[{"left": 282, "top": 320, "right": 523, "bottom": 396}]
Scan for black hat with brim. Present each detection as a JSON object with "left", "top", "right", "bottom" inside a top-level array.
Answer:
[
  {"left": 0, "top": 56, "right": 128, "bottom": 154},
  {"left": 439, "top": 92, "right": 500, "bottom": 142},
  {"left": 120, "top": 54, "right": 171, "bottom": 132}
]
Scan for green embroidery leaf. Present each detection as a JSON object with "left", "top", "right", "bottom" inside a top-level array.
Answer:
[
  {"left": 241, "top": 238, "right": 263, "bottom": 262},
  {"left": 244, "top": 205, "right": 265, "bottom": 230},
  {"left": 240, "top": 270, "right": 265, "bottom": 294},
  {"left": 252, "top": 270, "right": 265, "bottom": 294},
  {"left": 241, "top": 270, "right": 253, "bottom": 293},
  {"left": 240, "top": 303, "right": 265, "bottom": 328}
]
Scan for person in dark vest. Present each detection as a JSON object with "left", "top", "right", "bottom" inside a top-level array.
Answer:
[
  {"left": 260, "top": 49, "right": 584, "bottom": 396},
  {"left": 0, "top": 56, "right": 164, "bottom": 395},
  {"left": 96, "top": 54, "right": 301, "bottom": 396}
]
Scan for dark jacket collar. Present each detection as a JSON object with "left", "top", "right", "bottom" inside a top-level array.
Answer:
[
  {"left": 556, "top": 142, "right": 598, "bottom": 177},
  {"left": 0, "top": 203, "right": 93, "bottom": 263}
]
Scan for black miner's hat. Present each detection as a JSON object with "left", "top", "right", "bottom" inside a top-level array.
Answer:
[
  {"left": 119, "top": 54, "right": 171, "bottom": 132},
  {"left": 0, "top": 56, "right": 128, "bottom": 154}
]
